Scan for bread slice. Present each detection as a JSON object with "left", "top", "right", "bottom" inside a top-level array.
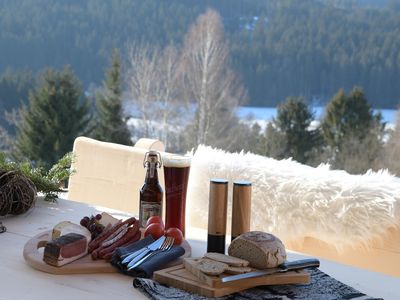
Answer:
[
  {"left": 204, "top": 252, "right": 249, "bottom": 267},
  {"left": 196, "top": 258, "right": 228, "bottom": 276},
  {"left": 224, "top": 266, "right": 252, "bottom": 275}
]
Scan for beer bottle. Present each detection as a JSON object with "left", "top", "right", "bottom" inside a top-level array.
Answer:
[{"left": 139, "top": 151, "right": 163, "bottom": 228}]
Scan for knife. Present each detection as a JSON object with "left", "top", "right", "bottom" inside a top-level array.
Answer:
[
  {"left": 126, "top": 235, "right": 166, "bottom": 268},
  {"left": 221, "top": 258, "right": 320, "bottom": 283},
  {"left": 121, "top": 235, "right": 165, "bottom": 265}
]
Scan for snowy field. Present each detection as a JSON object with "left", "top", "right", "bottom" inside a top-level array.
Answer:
[
  {"left": 125, "top": 103, "right": 398, "bottom": 137},
  {"left": 237, "top": 106, "right": 397, "bottom": 131}
]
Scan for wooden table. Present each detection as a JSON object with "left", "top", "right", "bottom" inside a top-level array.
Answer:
[{"left": 1, "top": 198, "right": 399, "bottom": 300}]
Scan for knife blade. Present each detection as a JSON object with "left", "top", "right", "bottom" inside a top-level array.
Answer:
[
  {"left": 126, "top": 235, "right": 166, "bottom": 268},
  {"left": 121, "top": 235, "right": 165, "bottom": 265},
  {"left": 221, "top": 258, "right": 320, "bottom": 283}
]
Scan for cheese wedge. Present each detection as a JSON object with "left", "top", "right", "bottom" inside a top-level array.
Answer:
[
  {"left": 99, "top": 212, "right": 120, "bottom": 227},
  {"left": 52, "top": 221, "right": 92, "bottom": 243}
]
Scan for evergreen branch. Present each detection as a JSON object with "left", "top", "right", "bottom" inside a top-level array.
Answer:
[{"left": 0, "top": 152, "right": 75, "bottom": 201}]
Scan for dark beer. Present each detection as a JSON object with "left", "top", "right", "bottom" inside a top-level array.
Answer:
[
  {"left": 139, "top": 151, "right": 163, "bottom": 228},
  {"left": 163, "top": 155, "right": 191, "bottom": 236}
]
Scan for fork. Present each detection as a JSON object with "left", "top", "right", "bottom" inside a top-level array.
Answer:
[
  {"left": 128, "top": 237, "right": 175, "bottom": 270},
  {"left": 124, "top": 235, "right": 166, "bottom": 267},
  {"left": 125, "top": 235, "right": 169, "bottom": 268}
]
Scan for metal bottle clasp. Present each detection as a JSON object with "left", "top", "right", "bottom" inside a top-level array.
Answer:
[{"left": 143, "top": 151, "right": 162, "bottom": 168}]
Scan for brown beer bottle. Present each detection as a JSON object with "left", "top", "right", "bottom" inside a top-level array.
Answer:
[{"left": 139, "top": 151, "right": 163, "bottom": 228}]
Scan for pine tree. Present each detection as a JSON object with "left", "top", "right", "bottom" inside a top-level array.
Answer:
[
  {"left": 263, "top": 122, "right": 286, "bottom": 159},
  {"left": 380, "top": 110, "right": 400, "bottom": 176},
  {"left": 264, "top": 97, "right": 322, "bottom": 164},
  {"left": 15, "top": 67, "right": 90, "bottom": 169},
  {"left": 321, "top": 87, "right": 384, "bottom": 173},
  {"left": 92, "top": 49, "right": 132, "bottom": 145}
]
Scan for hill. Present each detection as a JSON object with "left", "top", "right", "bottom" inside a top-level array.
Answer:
[{"left": 0, "top": 0, "right": 399, "bottom": 108}]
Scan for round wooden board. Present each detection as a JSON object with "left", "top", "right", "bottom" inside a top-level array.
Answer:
[{"left": 23, "top": 230, "right": 191, "bottom": 275}]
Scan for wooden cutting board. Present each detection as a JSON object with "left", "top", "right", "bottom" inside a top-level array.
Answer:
[
  {"left": 154, "top": 262, "right": 310, "bottom": 298},
  {"left": 23, "top": 230, "right": 191, "bottom": 275},
  {"left": 183, "top": 258, "right": 309, "bottom": 289}
]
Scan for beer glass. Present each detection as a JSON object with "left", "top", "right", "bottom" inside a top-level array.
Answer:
[{"left": 163, "top": 154, "right": 191, "bottom": 236}]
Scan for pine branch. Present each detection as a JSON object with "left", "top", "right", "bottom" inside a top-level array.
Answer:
[{"left": 0, "top": 152, "right": 75, "bottom": 201}]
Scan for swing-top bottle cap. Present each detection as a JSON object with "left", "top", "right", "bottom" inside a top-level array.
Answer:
[{"left": 143, "top": 151, "right": 162, "bottom": 168}]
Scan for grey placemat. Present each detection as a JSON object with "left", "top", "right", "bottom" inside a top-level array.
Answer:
[{"left": 133, "top": 268, "right": 382, "bottom": 300}]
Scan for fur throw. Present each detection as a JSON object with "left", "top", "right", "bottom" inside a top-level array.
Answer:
[{"left": 186, "top": 145, "right": 400, "bottom": 247}]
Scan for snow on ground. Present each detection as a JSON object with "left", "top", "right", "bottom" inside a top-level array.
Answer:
[{"left": 124, "top": 102, "right": 396, "bottom": 139}]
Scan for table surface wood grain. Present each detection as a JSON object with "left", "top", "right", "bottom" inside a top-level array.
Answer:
[{"left": 0, "top": 197, "right": 399, "bottom": 300}]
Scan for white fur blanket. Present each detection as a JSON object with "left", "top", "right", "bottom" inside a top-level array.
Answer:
[{"left": 186, "top": 145, "right": 400, "bottom": 247}]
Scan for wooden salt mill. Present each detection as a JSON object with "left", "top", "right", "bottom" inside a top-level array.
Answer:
[
  {"left": 231, "top": 180, "right": 252, "bottom": 241},
  {"left": 207, "top": 179, "right": 228, "bottom": 254}
]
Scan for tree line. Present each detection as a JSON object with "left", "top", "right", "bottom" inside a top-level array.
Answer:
[
  {"left": 256, "top": 88, "right": 391, "bottom": 175},
  {"left": 0, "top": 9, "right": 399, "bottom": 177},
  {"left": 1, "top": 9, "right": 244, "bottom": 170},
  {"left": 0, "top": 0, "right": 399, "bottom": 110}
]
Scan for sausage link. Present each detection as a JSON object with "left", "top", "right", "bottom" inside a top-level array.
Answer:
[
  {"left": 91, "top": 248, "right": 99, "bottom": 260},
  {"left": 88, "top": 221, "right": 121, "bottom": 253},
  {"left": 88, "top": 217, "right": 136, "bottom": 253},
  {"left": 103, "top": 230, "right": 141, "bottom": 262},
  {"left": 91, "top": 219, "right": 139, "bottom": 260},
  {"left": 101, "top": 224, "right": 129, "bottom": 247},
  {"left": 98, "top": 221, "right": 140, "bottom": 258}
]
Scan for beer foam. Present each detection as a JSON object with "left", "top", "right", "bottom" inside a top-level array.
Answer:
[{"left": 163, "top": 154, "right": 191, "bottom": 168}]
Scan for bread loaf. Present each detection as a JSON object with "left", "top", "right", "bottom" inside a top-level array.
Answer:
[{"left": 228, "top": 231, "right": 286, "bottom": 269}]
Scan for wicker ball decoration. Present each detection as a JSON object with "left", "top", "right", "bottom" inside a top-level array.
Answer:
[{"left": 0, "top": 170, "right": 37, "bottom": 216}]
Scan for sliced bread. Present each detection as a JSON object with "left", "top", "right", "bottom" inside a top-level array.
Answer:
[
  {"left": 196, "top": 258, "right": 228, "bottom": 276},
  {"left": 224, "top": 266, "right": 252, "bottom": 275},
  {"left": 204, "top": 252, "right": 249, "bottom": 267}
]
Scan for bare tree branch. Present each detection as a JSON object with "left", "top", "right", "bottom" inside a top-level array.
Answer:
[
  {"left": 181, "top": 9, "right": 247, "bottom": 147},
  {"left": 126, "top": 44, "right": 187, "bottom": 150}
]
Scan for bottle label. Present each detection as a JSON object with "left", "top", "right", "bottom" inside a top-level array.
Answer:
[{"left": 140, "top": 201, "right": 161, "bottom": 227}]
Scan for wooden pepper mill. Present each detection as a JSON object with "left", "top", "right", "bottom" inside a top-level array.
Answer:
[
  {"left": 207, "top": 179, "right": 228, "bottom": 254},
  {"left": 231, "top": 180, "right": 252, "bottom": 241}
]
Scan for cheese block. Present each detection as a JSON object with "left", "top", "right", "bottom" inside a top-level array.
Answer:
[
  {"left": 43, "top": 233, "right": 88, "bottom": 267},
  {"left": 228, "top": 231, "right": 287, "bottom": 269},
  {"left": 52, "top": 221, "right": 91, "bottom": 242},
  {"left": 99, "top": 212, "right": 120, "bottom": 227}
]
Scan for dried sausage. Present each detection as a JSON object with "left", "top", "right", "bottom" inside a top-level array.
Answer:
[
  {"left": 103, "top": 230, "right": 141, "bottom": 261},
  {"left": 98, "top": 222, "right": 140, "bottom": 259},
  {"left": 88, "top": 217, "right": 136, "bottom": 253}
]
